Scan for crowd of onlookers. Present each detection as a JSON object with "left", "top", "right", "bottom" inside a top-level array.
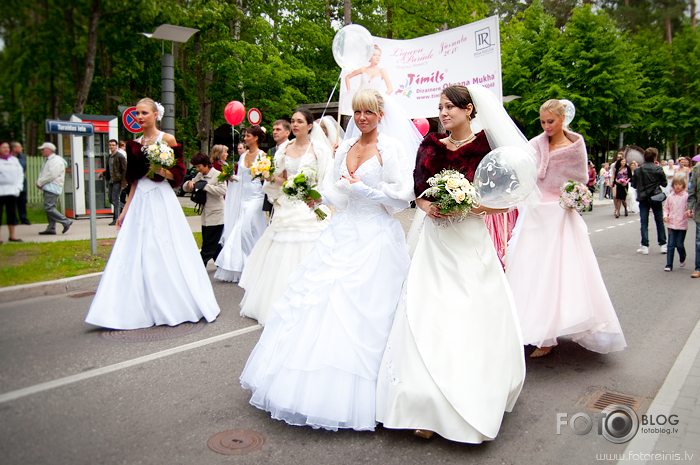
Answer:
[{"left": 588, "top": 148, "right": 699, "bottom": 277}]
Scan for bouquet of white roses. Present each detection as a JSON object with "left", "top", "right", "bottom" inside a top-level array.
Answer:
[
  {"left": 421, "top": 169, "right": 480, "bottom": 218},
  {"left": 250, "top": 154, "right": 275, "bottom": 181},
  {"left": 281, "top": 167, "right": 326, "bottom": 220},
  {"left": 559, "top": 180, "right": 592, "bottom": 213},
  {"left": 143, "top": 141, "right": 176, "bottom": 179}
]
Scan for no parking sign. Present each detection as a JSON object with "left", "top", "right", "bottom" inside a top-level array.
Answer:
[{"left": 122, "top": 106, "right": 142, "bottom": 133}]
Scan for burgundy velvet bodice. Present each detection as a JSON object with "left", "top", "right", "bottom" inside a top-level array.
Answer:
[
  {"left": 125, "top": 140, "right": 186, "bottom": 187},
  {"left": 413, "top": 131, "right": 491, "bottom": 198}
]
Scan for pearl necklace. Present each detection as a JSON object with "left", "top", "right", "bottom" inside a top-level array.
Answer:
[{"left": 448, "top": 133, "right": 475, "bottom": 148}]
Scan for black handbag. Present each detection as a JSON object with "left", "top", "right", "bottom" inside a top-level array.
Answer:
[
  {"left": 650, "top": 186, "right": 666, "bottom": 202},
  {"left": 191, "top": 179, "right": 208, "bottom": 214}
]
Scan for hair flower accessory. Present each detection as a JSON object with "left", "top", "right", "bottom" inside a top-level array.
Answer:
[{"left": 154, "top": 101, "right": 165, "bottom": 122}]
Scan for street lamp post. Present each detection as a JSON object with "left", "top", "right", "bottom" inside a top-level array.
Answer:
[
  {"left": 616, "top": 123, "right": 632, "bottom": 149},
  {"left": 140, "top": 25, "right": 199, "bottom": 137}
]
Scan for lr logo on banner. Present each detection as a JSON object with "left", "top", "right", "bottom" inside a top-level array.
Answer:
[{"left": 475, "top": 27, "right": 492, "bottom": 51}]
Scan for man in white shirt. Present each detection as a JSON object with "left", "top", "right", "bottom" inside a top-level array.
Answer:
[
  {"left": 36, "top": 142, "right": 72, "bottom": 235},
  {"left": 262, "top": 119, "right": 291, "bottom": 216}
]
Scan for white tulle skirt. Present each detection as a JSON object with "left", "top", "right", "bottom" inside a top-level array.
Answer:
[
  {"left": 506, "top": 193, "right": 627, "bottom": 353},
  {"left": 376, "top": 216, "right": 525, "bottom": 443},
  {"left": 213, "top": 185, "right": 267, "bottom": 283},
  {"left": 85, "top": 178, "right": 220, "bottom": 330},
  {"left": 240, "top": 211, "right": 410, "bottom": 431},
  {"left": 238, "top": 197, "right": 328, "bottom": 325}
]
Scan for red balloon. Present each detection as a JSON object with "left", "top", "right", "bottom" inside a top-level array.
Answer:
[
  {"left": 225, "top": 101, "right": 245, "bottom": 126},
  {"left": 413, "top": 118, "right": 430, "bottom": 137}
]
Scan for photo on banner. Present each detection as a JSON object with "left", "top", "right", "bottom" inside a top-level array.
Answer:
[{"left": 339, "top": 15, "right": 502, "bottom": 118}]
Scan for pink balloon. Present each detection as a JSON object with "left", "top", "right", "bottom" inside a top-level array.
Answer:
[
  {"left": 413, "top": 118, "right": 430, "bottom": 137},
  {"left": 225, "top": 101, "right": 245, "bottom": 126}
]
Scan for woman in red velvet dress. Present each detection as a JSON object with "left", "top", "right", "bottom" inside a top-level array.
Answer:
[{"left": 85, "top": 98, "right": 220, "bottom": 330}]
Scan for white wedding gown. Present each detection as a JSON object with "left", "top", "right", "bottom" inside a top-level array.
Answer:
[
  {"left": 85, "top": 134, "right": 220, "bottom": 329},
  {"left": 240, "top": 134, "right": 413, "bottom": 431},
  {"left": 238, "top": 141, "right": 331, "bottom": 325},
  {"left": 214, "top": 151, "right": 267, "bottom": 282}
]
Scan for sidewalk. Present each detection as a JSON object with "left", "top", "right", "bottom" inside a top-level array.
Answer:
[
  {"left": 1, "top": 197, "right": 201, "bottom": 243},
  {"left": 619, "top": 320, "right": 700, "bottom": 464}
]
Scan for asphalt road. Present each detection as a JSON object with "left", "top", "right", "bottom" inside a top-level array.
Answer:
[{"left": 1, "top": 200, "right": 698, "bottom": 465}]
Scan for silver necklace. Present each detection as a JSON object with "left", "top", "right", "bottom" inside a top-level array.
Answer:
[
  {"left": 448, "top": 133, "right": 475, "bottom": 148},
  {"left": 141, "top": 132, "right": 158, "bottom": 145}
]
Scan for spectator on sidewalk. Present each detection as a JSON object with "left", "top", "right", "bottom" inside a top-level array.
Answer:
[
  {"left": 10, "top": 142, "right": 30, "bottom": 225},
  {"left": 686, "top": 162, "right": 700, "bottom": 278},
  {"left": 587, "top": 160, "right": 596, "bottom": 211},
  {"left": 0, "top": 141, "right": 24, "bottom": 243},
  {"left": 664, "top": 173, "right": 689, "bottom": 272},
  {"left": 183, "top": 152, "right": 226, "bottom": 266},
  {"left": 210, "top": 145, "right": 229, "bottom": 172},
  {"left": 104, "top": 139, "right": 127, "bottom": 226},
  {"left": 632, "top": 147, "right": 667, "bottom": 255},
  {"left": 36, "top": 142, "right": 72, "bottom": 235},
  {"left": 600, "top": 163, "right": 612, "bottom": 199}
]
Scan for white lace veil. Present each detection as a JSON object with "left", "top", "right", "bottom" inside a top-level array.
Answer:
[
  {"left": 308, "top": 122, "right": 333, "bottom": 186},
  {"left": 343, "top": 94, "right": 423, "bottom": 168},
  {"left": 320, "top": 115, "right": 345, "bottom": 147},
  {"left": 467, "top": 85, "right": 534, "bottom": 157}
]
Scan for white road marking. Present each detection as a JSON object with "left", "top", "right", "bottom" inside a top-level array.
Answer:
[
  {"left": 595, "top": 229, "right": 604, "bottom": 232},
  {"left": 0, "top": 324, "right": 262, "bottom": 404},
  {"left": 607, "top": 226, "right": 616, "bottom": 229}
]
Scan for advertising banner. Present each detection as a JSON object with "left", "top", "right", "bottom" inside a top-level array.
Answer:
[{"left": 339, "top": 15, "right": 501, "bottom": 118}]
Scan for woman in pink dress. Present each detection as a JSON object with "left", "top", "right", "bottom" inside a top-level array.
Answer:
[{"left": 506, "top": 99, "right": 626, "bottom": 357}]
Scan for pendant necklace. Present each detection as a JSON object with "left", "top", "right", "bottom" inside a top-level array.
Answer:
[
  {"left": 141, "top": 132, "right": 157, "bottom": 145},
  {"left": 448, "top": 133, "right": 475, "bottom": 148}
]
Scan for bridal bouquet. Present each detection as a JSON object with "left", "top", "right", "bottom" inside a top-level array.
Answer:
[
  {"left": 281, "top": 168, "right": 326, "bottom": 220},
  {"left": 250, "top": 154, "right": 275, "bottom": 181},
  {"left": 143, "top": 141, "right": 176, "bottom": 179},
  {"left": 421, "top": 169, "right": 480, "bottom": 219},
  {"left": 217, "top": 163, "right": 237, "bottom": 183},
  {"left": 559, "top": 180, "right": 592, "bottom": 212}
]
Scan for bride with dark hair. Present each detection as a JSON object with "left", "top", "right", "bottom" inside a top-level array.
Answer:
[{"left": 376, "top": 85, "right": 526, "bottom": 444}]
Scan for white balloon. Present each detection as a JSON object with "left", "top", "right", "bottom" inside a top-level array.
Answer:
[
  {"left": 560, "top": 99, "right": 576, "bottom": 126},
  {"left": 474, "top": 146, "right": 538, "bottom": 209},
  {"left": 332, "top": 24, "right": 374, "bottom": 70}
]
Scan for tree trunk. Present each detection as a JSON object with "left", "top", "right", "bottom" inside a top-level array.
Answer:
[
  {"left": 233, "top": 0, "right": 242, "bottom": 40},
  {"left": 180, "top": 46, "right": 188, "bottom": 119},
  {"left": 665, "top": 16, "right": 672, "bottom": 44},
  {"left": 692, "top": 0, "right": 697, "bottom": 29},
  {"left": 195, "top": 35, "right": 213, "bottom": 152},
  {"left": 344, "top": 0, "right": 351, "bottom": 25},
  {"left": 387, "top": 5, "right": 392, "bottom": 38},
  {"left": 62, "top": 6, "right": 81, "bottom": 95},
  {"left": 72, "top": 0, "right": 101, "bottom": 114},
  {"left": 325, "top": 0, "right": 331, "bottom": 28}
]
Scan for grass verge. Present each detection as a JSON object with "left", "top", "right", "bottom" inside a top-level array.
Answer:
[{"left": 1, "top": 232, "right": 204, "bottom": 287}]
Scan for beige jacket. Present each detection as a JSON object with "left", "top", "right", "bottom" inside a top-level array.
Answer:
[{"left": 184, "top": 168, "right": 226, "bottom": 226}]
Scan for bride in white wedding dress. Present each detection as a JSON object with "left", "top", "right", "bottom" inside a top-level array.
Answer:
[
  {"left": 238, "top": 109, "right": 332, "bottom": 325},
  {"left": 239, "top": 89, "right": 422, "bottom": 431},
  {"left": 376, "top": 85, "right": 527, "bottom": 443}
]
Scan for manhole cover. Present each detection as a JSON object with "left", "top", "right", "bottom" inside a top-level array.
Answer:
[
  {"left": 98, "top": 321, "right": 206, "bottom": 342},
  {"left": 69, "top": 291, "right": 96, "bottom": 298},
  {"left": 207, "top": 429, "right": 265, "bottom": 456}
]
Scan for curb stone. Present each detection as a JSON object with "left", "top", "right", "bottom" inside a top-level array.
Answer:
[{"left": 0, "top": 272, "right": 104, "bottom": 304}]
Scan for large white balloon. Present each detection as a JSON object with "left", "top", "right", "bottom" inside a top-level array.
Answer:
[
  {"left": 474, "top": 146, "right": 538, "bottom": 209},
  {"left": 560, "top": 99, "right": 576, "bottom": 126},
  {"left": 332, "top": 24, "right": 374, "bottom": 70}
]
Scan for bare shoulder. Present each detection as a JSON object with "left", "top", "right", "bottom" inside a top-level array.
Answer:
[{"left": 161, "top": 132, "right": 177, "bottom": 146}]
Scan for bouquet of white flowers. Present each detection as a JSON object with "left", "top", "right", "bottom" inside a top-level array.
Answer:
[
  {"left": 143, "top": 141, "right": 176, "bottom": 179},
  {"left": 250, "top": 154, "right": 275, "bottom": 181},
  {"left": 421, "top": 169, "right": 480, "bottom": 219},
  {"left": 281, "top": 167, "right": 326, "bottom": 220},
  {"left": 559, "top": 180, "right": 592, "bottom": 213}
]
